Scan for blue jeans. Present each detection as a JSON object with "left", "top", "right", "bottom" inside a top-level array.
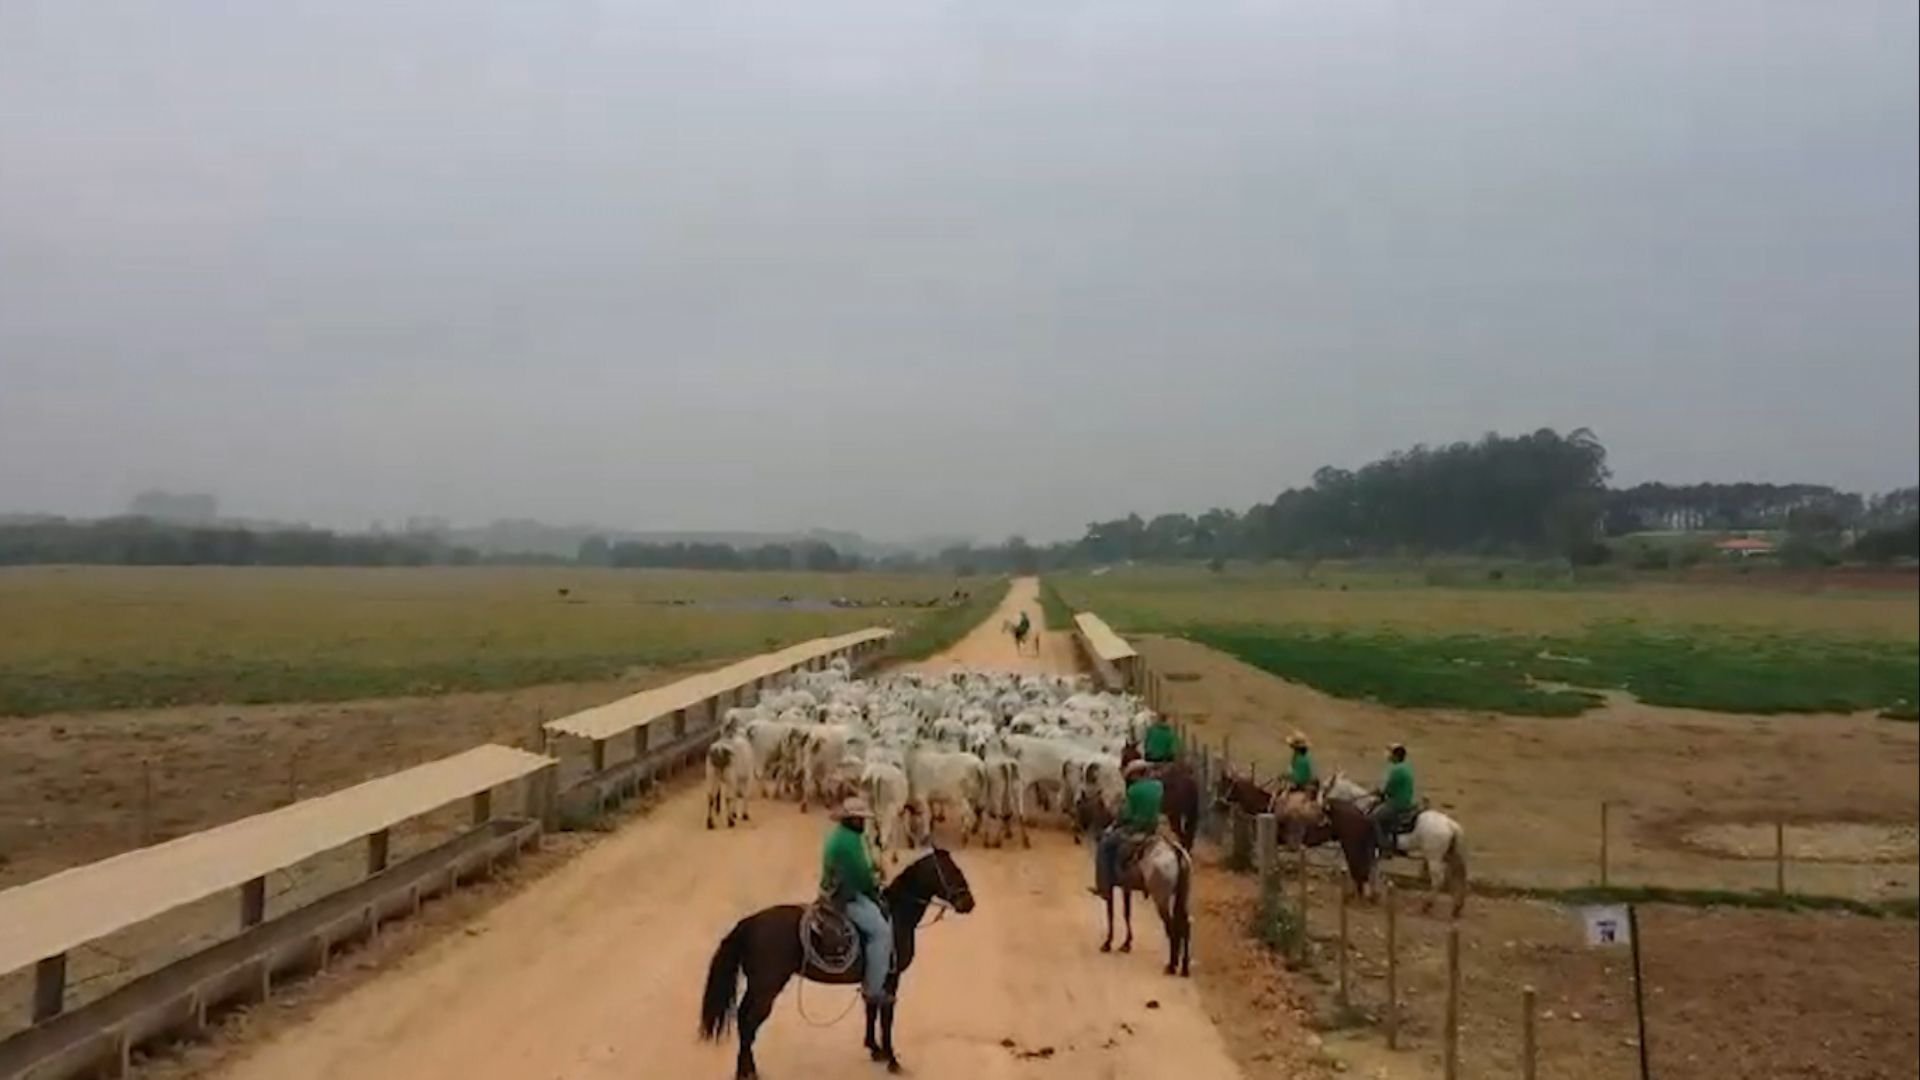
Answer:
[
  {"left": 844, "top": 893, "right": 892, "bottom": 1000},
  {"left": 1095, "top": 827, "right": 1126, "bottom": 893}
]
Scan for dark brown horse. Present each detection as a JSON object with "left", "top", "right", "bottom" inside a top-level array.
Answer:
[
  {"left": 1213, "top": 773, "right": 1375, "bottom": 896},
  {"left": 698, "top": 850, "right": 975, "bottom": 1079}
]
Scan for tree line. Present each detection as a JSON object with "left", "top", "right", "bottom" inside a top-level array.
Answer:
[
  {"left": 5, "top": 427, "right": 1913, "bottom": 569},
  {"left": 0, "top": 517, "right": 482, "bottom": 567}
]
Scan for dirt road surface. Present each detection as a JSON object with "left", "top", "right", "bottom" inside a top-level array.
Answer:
[
  {"left": 207, "top": 578, "right": 1243, "bottom": 1080},
  {"left": 903, "top": 577, "right": 1082, "bottom": 677}
]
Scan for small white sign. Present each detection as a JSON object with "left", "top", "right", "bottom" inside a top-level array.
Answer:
[{"left": 1582, "top": 904, "right": 1632, "bottom": 947}]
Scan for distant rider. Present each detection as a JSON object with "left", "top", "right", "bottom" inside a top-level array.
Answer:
[
  {"left": 1371, "top": 744, "right": 1417, "bottom": 855},
  {"left": 1091, "top": 760, "right": 1164, "bottom": 897},
  {"left": 822, "top": 797, "right": 892, "bottom": 1004}
]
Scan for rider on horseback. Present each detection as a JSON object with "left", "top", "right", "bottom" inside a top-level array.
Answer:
[
  {"left": 1141, "top": 713, "right": 1179, "bottom": 765},
  {"left": 1090, "top": 760, "right": 1163, "bottom": 897},
  {"left": 823, "top": 797, "right": 893, "bottom": 1004},
  {"left": 1370, "top": 744, "right": 1417, "bottom": 856},
  {"left": 1283, "top": 731, "right": 1318, "bottom": 796}
]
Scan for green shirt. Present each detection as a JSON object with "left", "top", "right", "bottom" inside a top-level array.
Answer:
[
  {"left": 822, "top": 824, "right": 877, "bottom": 901},
  {"left": 1121, "top": 778, "right": 1164, "bottom": 831},
  {"left": 1289, "top": 750, "right": 1316, "bottom": 787},
  {"left": 1382, "top": 761, "right": 1415, "bottom": 813},
  {"left": 1142, "top": 722, "right": 1179, "bottom": 763}
]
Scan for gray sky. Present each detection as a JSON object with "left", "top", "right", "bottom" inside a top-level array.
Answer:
[{"left": 3, "top": 0, "right": 1915, "bottom": 542}]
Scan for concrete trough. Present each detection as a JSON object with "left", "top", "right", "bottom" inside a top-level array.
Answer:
[{"left": 0, "top": 817, "right": 539, "bottom": 1080}]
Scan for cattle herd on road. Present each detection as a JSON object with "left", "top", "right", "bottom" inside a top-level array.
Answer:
[{"left": 705, "top": 659, "right": 1153, "bottom": 859}]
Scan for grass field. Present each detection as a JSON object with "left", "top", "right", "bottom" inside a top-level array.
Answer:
[
  {"left": 1054, "top": 563, "right": 1920, "bottom": 717},
  {"left": 0, "top": 566, "right": 972, "bottom": 716}
]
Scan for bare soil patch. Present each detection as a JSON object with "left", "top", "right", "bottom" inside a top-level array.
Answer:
[{"left": 1140, "top": 635, "right": 1919, "bottom": 899}]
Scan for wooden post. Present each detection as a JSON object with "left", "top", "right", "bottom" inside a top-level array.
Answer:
[
  {"left": 1256, "top": 814, "right": 1279, "bottom": 922},
  {"left": 1444, "top": 921, "right": 1461, "bottom": 1080},
  {"left": 32, "top": 954, "right": 66, "bottom": 1022},
  {"left": 366, "top": 828, "right": 390, "bottom": 875},
  {"left": 590, "top": 738, "right": 607, "bottom": 775},
  {"left": 240, "top": 876, "right": 266, "bottom": 928},
  {"left": 1775, "top": 820, "right": 1787, "bottom": 894},
  {"left": 1521, "top": 985, "right": 1538, "bottom": 1080},
  {"left": 1295, "top": 841, "right": 1310, "bottom": 964},
  {"left": 1385, "top": 882, "right": 1400, "bottom": 1049},
  {"left": 1231, "top": 806, "right": 1253, "bottom": 870},
  {"left": 470, "top": 788, "right": 492, "bottom": 826},
  {"left": 1337, "top": 885, "right": 1350, "bottom": 1008},
  {"left": 1600, "top": 800, "right": 1611, "bottom": 887}
]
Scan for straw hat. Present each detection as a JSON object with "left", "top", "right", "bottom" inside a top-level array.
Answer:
[
  {"left": 1287, "top": 731, "right": 1310, "bottom": 750},
  {"left": 835, "top": 796, "right": 872, "bottom": 821},
  {"left": 1386, "top": 742, "right": 1406, "bottom": 756},
  {"left": 1123, "top": 759, "right": 1153, "bottom": 780}
]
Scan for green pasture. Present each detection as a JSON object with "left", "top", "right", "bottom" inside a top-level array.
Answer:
[{"left": 1054, "top": 563, "right": 1919, "bottom": 718}]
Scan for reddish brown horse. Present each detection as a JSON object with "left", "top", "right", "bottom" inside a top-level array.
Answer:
[
  {"left": 1211, "top": 772, "right": 1374, "bottom": 895},
  {"left": 1120, "top": 741, "right": 1200, "bottom": 850}
]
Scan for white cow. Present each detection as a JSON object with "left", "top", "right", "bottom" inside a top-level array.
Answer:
[
  {"left": 704, "top": 735, "right": 754, "bottom": 829},
  {"left": 904, "top": 747, "right": 987, "bottom": 847},
  {"left": 859, "top": 761, "right": 912, "bottom": 865},
  {"left": 979, "top": 754, "right": 1030, "bottom": 848},
  {"left": 800, "top": 724, "right": 865, "bottom": 812}
]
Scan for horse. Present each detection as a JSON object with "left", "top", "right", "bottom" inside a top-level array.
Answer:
[
  {"left": 1149, "top": 761, "right": 1201, "bottom": 851},
  {"left": 1096, "top": 834, "right": 1193, "bottom": 976},
  {"left": 1320, "top": 771, "right": 1468, "bottom": 916},
  {"left": 699, "top": 850, "right": 976, "bottom": 1079}
]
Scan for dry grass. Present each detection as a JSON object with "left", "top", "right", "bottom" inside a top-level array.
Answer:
[{"left": 0, "top": 566, "right": 964, "bottom": 715}]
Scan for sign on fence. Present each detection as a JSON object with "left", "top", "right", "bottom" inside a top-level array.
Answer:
[{"left": 1581, "top": 904, "right": 1633, "bottom": 947}]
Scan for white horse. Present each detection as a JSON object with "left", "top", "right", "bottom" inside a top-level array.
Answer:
[
  {"left": 1099, "top": 835, "right": 1193, "bottom": 976},
  {"left": 1324, "top": 770, "right": 1468, "bottom": 916}
]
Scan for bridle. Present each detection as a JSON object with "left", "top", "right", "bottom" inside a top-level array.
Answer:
[{"left": 920, "top": 851, "right": 972, "bottom": 926}]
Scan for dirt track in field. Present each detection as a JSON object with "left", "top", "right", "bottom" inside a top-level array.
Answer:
[{"left": 201, "top": 578, "right": 1247, "bottom": 1080}]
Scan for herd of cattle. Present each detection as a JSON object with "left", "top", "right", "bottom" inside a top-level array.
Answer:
[{"left": 703, "top": 659, "right": 1154, "bottom": 860}]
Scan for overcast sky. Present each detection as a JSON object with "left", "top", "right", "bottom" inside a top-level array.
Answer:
[{"left": 2, "top": 1, "right": 1914, "bottom": 541}]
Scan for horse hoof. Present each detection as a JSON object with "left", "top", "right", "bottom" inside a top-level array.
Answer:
[
  {"left": 887, "top": 1061, "right": 903, "bottom": 1075},
  {"left": 1164, "top": 964, "right": 1176, "bottom": 975},
  {"left": 1100, "top": 941, "right": 1112, "bottom": 953},
  {"left": 1120, "top": 941, "right": 1133, "bottom": 954},
  {"left": 870, "top": 1047, "right": 889, "bottom": 1062},
  {"left": 705, "top": 821, "right": 714, "bottom": 831}
]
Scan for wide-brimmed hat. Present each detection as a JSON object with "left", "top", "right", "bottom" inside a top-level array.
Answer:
[
  {"left": 1287, "top": 731, "right": 1310, "bottom": 749},
  {"left": 1123, "top": 759, "right": 1153, "bottom": 779},
  {"left": 835, "top": 796, "right": 872, "bottom": 821},
  {"left": 1386, "top": 742, "right": 1406, "bottom": 756}
]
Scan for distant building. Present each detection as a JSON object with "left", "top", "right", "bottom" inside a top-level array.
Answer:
[
  {"left": 127, "top": 490, "right": 218, "bottom": 524},
  {"left": 1714, "top": 537, "right": 1775, "bottom": 558}
]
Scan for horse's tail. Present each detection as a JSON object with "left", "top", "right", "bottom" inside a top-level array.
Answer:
[
  {"left": 1443, "top": 824, "right": 1468, "bottom": 915},
  {"left": 1177, "top": 777, "right": 1200, "bottom": 852},
  {"left": 698, "top": 919, "right": 748, "bottom": 1041}
]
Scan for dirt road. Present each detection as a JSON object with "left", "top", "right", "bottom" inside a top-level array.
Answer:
[
  {"left": 904, "top": 577, "right": 1082, "bottom": 676},
  {"left": 207, "top": 578, "right": 1243, "bottom": 1080}
]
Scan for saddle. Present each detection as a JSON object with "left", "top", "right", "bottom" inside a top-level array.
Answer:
[{"left": 800, "top": 897, "right": 860, "bottom": 975}]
